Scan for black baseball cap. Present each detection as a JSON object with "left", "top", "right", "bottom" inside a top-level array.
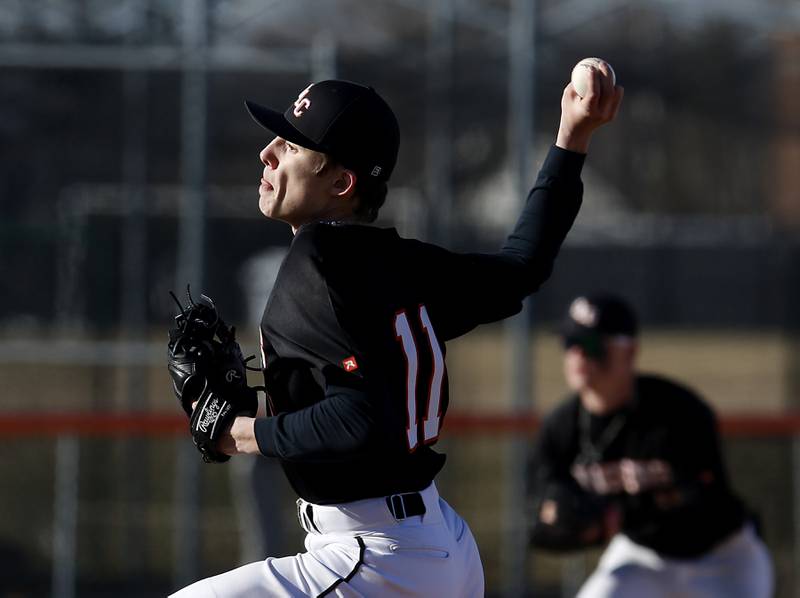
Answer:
[
  {"left": 245, "top": 80, "right": 400, "bottom": 183},
  {"left": 561, "top": 294, "right": 638, "bottom": 358}
]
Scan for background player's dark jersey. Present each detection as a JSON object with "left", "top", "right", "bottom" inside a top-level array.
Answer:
[
  {"left": 254, "top": 146, "right": 584, "bottom": 504},
  {"left": 529, "top": 374, "right": 748, "bottom": 558}
]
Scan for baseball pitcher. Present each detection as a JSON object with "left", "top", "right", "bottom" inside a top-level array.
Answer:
[{"left": 168, "top": 69, "right": 622, "bottom": 597}]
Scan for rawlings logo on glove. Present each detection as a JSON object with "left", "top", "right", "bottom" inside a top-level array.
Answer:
[
  {"left": 167, "top": 286, "right": 261, "bottom": 463},
  {"left": 196, "top": 396, "right": 230, "bottom": 434}
]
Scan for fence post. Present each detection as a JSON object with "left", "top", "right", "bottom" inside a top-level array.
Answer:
[
  {"left": 52, "top": 435, "right": 79, "bottom": 598},
  {"left": 793, "top": 434, "right": 800, "bottom": 598}
]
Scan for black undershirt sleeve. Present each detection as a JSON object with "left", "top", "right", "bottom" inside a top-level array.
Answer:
[
  {"left": 423, "top": 145, "right": 585, "bottom": 340},
  {"left": 501, "top": 144, "right": 585, "bottom": 276},
  {"left": 254, "top": 384, "right": 378, "bottom": 462}
]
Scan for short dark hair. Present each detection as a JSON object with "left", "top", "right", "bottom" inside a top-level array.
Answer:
[
  {"left": 313, "top": 154, "right": 388, "bottom": 223},
  {"left": 352, "top": 179, "right": 388, "bottom": 223}
]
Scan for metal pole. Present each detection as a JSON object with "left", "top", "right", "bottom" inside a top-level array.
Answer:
[
  {"left": 52, "top": 436, "right": 79, "bottom": 598},
  {"left": 121, "top": 68, "right": 149, "bottom": 344},
  {"left": 786, "top": 243, "right": 800, "bottom": 597},
  {"left": 173, "top": 0, "right": 208, "bottom": 588},
  {"left": 425, "top": 0, "right": 454, "bottom": 245},
  {"left": 793, "top": 434, "right": 800, "bottom": 598},
  {"left": 121, "top": 34, "right": 150, "bottom": 576},
  {"left": 310, "top": 30, "right": 337, "bottom": 82},
  {"left": 55, "top": 194, "right": 89, "bottom": 333},
  {"left": 505, "top": 0, "right": 536, "bottom": 595},
  {"left": 175, "top": 0, "right": 208, "bottom": 292}
]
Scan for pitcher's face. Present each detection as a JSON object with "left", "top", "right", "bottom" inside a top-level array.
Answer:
[{"left": 258, "top": 137, "right": 334, "bottom": 227}]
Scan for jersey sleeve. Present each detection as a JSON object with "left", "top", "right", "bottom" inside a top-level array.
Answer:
[
  {"left": 620, "top": 378, "right": 747, "bottom": 554},
  {"left": 257, "top": 230, "right": 388, "bottom": 462},
  {"left": 657, "top": 384, "right": 735, "bottom": 501},
  {"left": 260, "top": 229, "right": 363, "bottom": 376},
  {"left": 415, "top": 145, "right": 585, "bottom": 340}
]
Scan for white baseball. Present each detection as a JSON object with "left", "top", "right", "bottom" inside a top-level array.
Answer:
[{"left": 571, "top": 57, "right": 616, "bottom": 98}]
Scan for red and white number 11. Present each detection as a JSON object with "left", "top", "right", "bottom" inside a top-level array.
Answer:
[{"left": 394, "top": 305, "right": 445, "bottom": 451}]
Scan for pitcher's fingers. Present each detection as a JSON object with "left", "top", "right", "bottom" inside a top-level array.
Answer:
[
  {"left": 596, "top": 62, "right": 614, "bottom": 100},
  {"left": 598, "top": 83, "right": 624, "bottom": 121},
  {"left": 563, "top": 81, "right": 579, "bottom": 104},
  {"left": 607, "top": 86, "right": 625, "bottom": 121},
  {"left": 583, "top": 66, "right": 602, "bottom": 108}
]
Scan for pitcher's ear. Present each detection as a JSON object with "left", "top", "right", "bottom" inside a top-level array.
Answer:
[{"left": 332, "top": 168, "right": 357, "bottom": 199}]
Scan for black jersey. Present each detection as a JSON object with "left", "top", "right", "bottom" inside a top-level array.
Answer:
[
  {"left": 528, "top": 374, "right": 748, "bottom": 558},
  {"left": 254, "top": 146, "right": 584, "bottom": 504}
]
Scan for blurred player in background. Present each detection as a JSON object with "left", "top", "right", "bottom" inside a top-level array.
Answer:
[
  {"left": 527, "top": 294, "right": 773, "bottom": 598},
  {"left": 170, "top": 65, "right": 621, "bottom": 597}
]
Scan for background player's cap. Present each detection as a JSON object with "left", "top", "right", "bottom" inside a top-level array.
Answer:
[
  {"left": 245, "top": 79, "right": 400, "bottom": 183},
  {"left": 561, "top": 294, "right": 638, "bottom": 356}
]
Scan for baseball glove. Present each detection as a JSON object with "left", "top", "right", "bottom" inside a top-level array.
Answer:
[
  {"left": 167, "top": 287, "right": 260, "bottom": 463},
  {"left": 529, "top": 482, "right": 611, "bottom": 550}
]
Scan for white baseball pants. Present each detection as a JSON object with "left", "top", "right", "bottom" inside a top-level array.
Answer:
[
  {"left": 577, "top": 523, "right": 773, "bottom": 598},
  {"left": 169, "top": 482, "right": 484, "bottom": 597}
]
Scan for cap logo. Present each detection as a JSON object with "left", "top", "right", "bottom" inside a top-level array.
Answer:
[
  {"left": 293, "top": 84, "right": 313, "bottom": 118},
  {"left": 569, "top": 297, "right": 598, "bottom": 327},
  {"left": 370, "top": 165, "right": 382, "bottom": 177}
]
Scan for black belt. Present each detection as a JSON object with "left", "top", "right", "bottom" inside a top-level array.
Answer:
[
  {"left": 300, "top": 491, "right": 427, "bottom": 533},
  {"left": 386, "top": 492, "right": 426, "bottom": 520}
]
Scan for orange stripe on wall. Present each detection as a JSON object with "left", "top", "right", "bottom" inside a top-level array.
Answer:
[{"left": 2, "top": 412, "right": 800, "bottom": 438}]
